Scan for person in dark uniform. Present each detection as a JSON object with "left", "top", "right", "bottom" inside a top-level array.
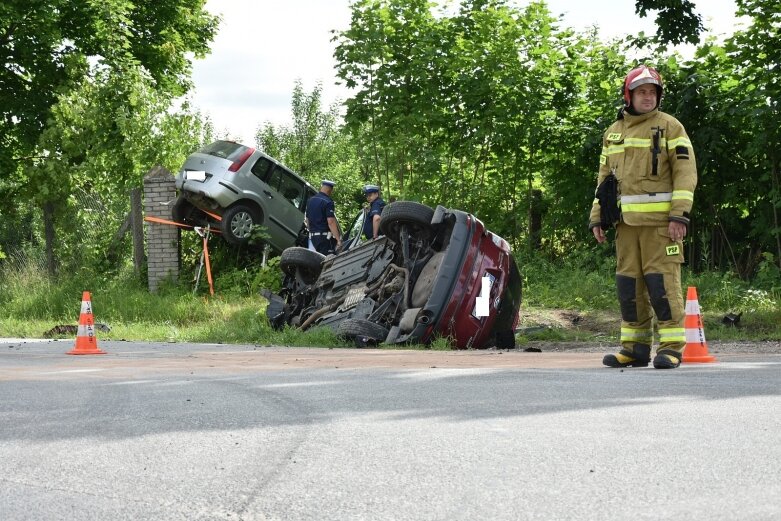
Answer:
[
  {"left": 305, "top": 180, "right": 342, "bottom": 255},
  {"left": 361, "top": 184, "right": 386, "bottom": 240}
]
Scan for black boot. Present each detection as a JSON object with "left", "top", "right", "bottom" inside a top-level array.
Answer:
[
  {"left": 653, "top": 349, "right": 682, "bottom": 369},
  {"left": 603, "top": 344, "right": 651, "bottom": 368}
]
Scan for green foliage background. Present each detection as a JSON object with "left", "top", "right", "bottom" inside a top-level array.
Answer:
[{"left": 331, "top": 0, "right": 780, "bottom": 283}]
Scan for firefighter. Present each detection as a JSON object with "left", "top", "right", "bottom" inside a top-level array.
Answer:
[
  {"left": 589, "top": 65, "right": 697, "bottom": 369},
  {"left": 305, "top": 180, "right": 342, "bottom": 254},
  {"left": 361, "top": 184, "right": 386, "bottom": 240}
]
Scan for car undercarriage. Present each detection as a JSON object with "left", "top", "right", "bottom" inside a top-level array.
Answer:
[{"left": 263, "top": 201, "right": 521, "bottom": 349}]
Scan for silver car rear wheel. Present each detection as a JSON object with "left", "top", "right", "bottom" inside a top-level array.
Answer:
[
  {"left": 222, "top": 204, "right": 260, "bottom": 245},
  {"left": 230, "top": 212, "right": 253, "bottom": 236}
]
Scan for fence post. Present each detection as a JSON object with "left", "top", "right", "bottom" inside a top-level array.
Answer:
[
  {"left": 130, "top": 188, "right": 145, "bottom": 277},
  {"left": 143, "top": 165, "right": 179, "bottom": 292}
]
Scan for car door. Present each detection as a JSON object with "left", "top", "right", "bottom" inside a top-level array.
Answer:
[
  {"left": 243, "top": 156, "right": 286, "bottom": 247},
  {"left": 262, "top": 164, "right": 308, "bottom": 249}
]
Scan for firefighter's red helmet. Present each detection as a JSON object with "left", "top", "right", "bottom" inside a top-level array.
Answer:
[{"left": 623, "top": 65, "right": 663, "bottom": 108}]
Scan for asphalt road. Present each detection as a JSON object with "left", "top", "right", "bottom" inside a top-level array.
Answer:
[{"left": 1, "top": 340, "right": 779, "bottom": 521}]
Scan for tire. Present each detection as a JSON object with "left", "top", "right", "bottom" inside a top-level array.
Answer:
[
  {"left": 280, "top": 247, "right": 324, "bottom": 284},
  {"left": 337, "top": 318, "right": 390, "bottom": 343},
  {"left": 171, "top": 195, "right": 208, "bottom": 226},
  {"left": 221, "top": 204, "right": 260, "bottom": 246},
  {"left": 379, "top": 201, "right": 435, "bottom": 243}
]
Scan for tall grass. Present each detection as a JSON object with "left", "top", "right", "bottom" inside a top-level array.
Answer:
[
  {"left": 518, "top": 247, "right": 620, "bottom": 310},
  {"left": 518, "top": 251, "right": 780, "bottom": 341},
  {"left": 0, "top": 253, "right": 367, "bottom": 347},
  {"left": 1, "top": 250, "right": 779, "bottom": 344},
  {"left": 520, "top": 250, "right": 780, "bottom": 313}
]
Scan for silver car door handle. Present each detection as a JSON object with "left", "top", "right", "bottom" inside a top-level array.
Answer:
[{"left": 263, "top": 190, "right": 273, "bottom": 198}]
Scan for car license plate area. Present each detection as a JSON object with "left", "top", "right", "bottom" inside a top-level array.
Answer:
[
  {"left": 185, "top": 170, "right": 207, "bottom": 182},
  {"left": 471, "top": 272, "right": 496, "bottom": 318}
]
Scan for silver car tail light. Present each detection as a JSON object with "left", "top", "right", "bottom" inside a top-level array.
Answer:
[{"left": 228, "top": 147, "right": 255, "bottom": 172}]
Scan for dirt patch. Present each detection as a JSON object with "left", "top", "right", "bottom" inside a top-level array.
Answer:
[
  {"left": 516, "top": 308, "right": 781, "bottom": 355},
  {"left": 519, "top": 308, "right": 619, "bottom": 334},
  {"left": 1, "top": 338, "right": 778, "bottom": 381},
  {"left": 2, "top": 343, "right": 777, "bottom": 381}
]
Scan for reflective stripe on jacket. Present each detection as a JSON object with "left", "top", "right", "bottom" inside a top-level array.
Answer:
[{"left": 589, "top": 109, "right": 697, "bottom": 228}]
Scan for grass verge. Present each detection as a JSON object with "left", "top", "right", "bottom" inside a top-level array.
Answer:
[{"left": 1, "top": 259, "right": 778, "bottom": 346}]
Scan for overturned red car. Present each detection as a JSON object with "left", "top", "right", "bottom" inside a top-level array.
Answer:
[{"left": 263, "top": 201, "right": 522, "bottom": 349}]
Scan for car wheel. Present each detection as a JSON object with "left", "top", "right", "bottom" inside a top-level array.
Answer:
[
  {"left": 171, "top": 195, "right": 209, "bottom": 226},
  {"left": 337, "top": 318, "right": 390, "bottom": 343},
  {"left": 221, "top": 204, "right": 260, "bottom": 246},
  {"left": 280, "top": 247, "right": 325, "bottom": 284},
  {"left": 379, "top": 201, "right": 435, "bottom": 243}
]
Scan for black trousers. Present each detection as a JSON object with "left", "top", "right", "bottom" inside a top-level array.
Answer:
[{"left": 311, "top": 235, "right": 336, "bottom": 255}]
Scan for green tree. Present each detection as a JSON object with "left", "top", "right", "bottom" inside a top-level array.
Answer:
[
  {"left": 334, "top": 0, "right": 442, "bottom": 200},
  {"left": 256, "top": 81, "right": 362, "bottom": 223},
  {"left": 729, "top": 0, "right": 781, "bottom": 272},
  {"left": 434, "top": 0, "right": 574, "bottom": 246},
  {"left": 666, "top": 0, "right": 780, "bottom": 276},
  {"left": 0, "top": 0, "right": 217, "bottom": 273},
  {"left": 538, "top": 32, "right": 630, "bottom": 253},
  {"left": 634, "top": 0, "right": 705, "bottom": 45},
  {"left": 334, "top": 0, "right": 613, "bottom": 251},
  {"left": 0, "top": 0, "right": 217, "bottom": 172},
  {"left": 30, "top": 65, "right": 212, "bottom": 274}
]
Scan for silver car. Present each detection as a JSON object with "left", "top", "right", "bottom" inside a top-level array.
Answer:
[{"left": 173, "top": 140, "right": 316, "bottom": 250}]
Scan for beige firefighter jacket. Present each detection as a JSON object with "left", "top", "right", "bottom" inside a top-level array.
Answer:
[{"left": 589, "top": 108, "right": 697, "bottom": 228}]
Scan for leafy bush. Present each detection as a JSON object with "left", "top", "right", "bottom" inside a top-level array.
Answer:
[
  {"left": 753, "top": 253, "right": 781, "bottom": 294},
  {"left": 210, "top": 257, "right": 282, "bottom": 298},
  {"left": 520, "top": 249, "right": 616, "bottom": 310}
]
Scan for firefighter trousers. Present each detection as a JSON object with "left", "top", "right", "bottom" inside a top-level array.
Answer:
[{"left": 615, "top": 222, "right": 686, "bottom": 355}]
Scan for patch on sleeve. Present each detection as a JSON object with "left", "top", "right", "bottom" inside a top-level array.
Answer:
[
  {"left": 607, "top": 132, "right": 622, "bottom": 141},
  {"left": 599, "top": 154, "right": 607, "bottom": 165},
  {"left": 666, "top": 245, "right": 681, "bottom": 256},
  {"left": 675, "top": 146, "right": 689, "bottom": 160}
]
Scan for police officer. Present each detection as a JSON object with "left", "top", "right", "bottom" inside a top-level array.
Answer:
[
  {"left": 589, "top": 65, "right": 697, "bottom": 370},
  {"left": 305, "top": 180, "right": 342, "bottom": 255},
  {"left": 361, "top": 184, "right": 386, "bottom": 240}
]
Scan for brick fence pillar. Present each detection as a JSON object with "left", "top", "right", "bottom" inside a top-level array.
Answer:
[{"left": 143, "top": 165, "right": 179, "bottom": 292}]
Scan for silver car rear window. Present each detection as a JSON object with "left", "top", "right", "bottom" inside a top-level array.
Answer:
[{"left": 198, "top": 140, "right": 249, "bottom": 161}]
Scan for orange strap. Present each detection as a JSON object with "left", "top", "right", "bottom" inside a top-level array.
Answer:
[
  {"left": 203, "top": 234, "right": 214, "bottom": 296},
  {"left": 144, "top": 216, "right": 222, "bottom": 234},
  {"left": 202, "top": 209, "right": 222, "bottom": 221},
  {"left": 144, "top": 216, "right": 194, "bottom": 229}
]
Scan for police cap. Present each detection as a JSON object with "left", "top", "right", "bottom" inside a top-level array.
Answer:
[{"left": 362, "top": 184, "right": 380, "bottom": 195}]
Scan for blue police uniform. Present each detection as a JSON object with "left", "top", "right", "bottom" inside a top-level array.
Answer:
[
  {"left": 306, "top": 182, "right": 337, "bottom": 254},
  {"left": 363, "top": 196, "right": 386, "bottom": 239}
]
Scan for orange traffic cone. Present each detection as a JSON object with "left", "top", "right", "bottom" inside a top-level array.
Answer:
[
  {"left": 66, "top": 291, "right": 106, "bottom": 355},
  {"left": 682, "top": 286, "right": 716, "bottom": 363}
]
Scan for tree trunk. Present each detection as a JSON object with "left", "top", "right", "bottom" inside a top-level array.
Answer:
[
  {"left": 771, "top": 154, "right": 781, "bottom": 270},
  {"left": 529, "top": 189, "right": 543, "bottom": 250},
  {"left": 43, "top": 201, "right": 56, "bottom": 276},
  {"left": 526, "top": 166, "right": 534, "bottom": 251}
]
